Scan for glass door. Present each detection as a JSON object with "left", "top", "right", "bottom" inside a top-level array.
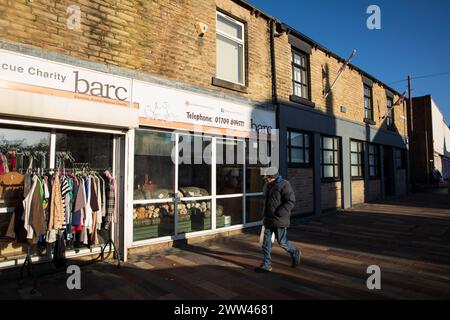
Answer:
[
  {"left": 54, "top": 130, "right": 115, "bottom": 251},
  {"left": 215, "top": 138, "right": 245, "bottom": 228},
  {"left": 245, "top": 138, "right": 266, "bottom": 224}
]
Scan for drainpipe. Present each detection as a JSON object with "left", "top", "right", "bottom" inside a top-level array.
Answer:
[
  {"left": 270, "top": 20, "right": 279, "bottom": 129},
  {"left": 269, "top": 19, "right": 281, "bottom": 175}
]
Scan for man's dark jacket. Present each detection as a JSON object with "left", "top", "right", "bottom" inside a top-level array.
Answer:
[{"left": 263, "top": 176, "right": 296, "bottom": 228}]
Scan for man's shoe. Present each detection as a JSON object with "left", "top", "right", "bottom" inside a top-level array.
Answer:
[
  {"left": 291, "top": 250, "right": 301, "bottom": 268},
  {"left": 254, "top": 264, "right": 272, "bottom": 273}
]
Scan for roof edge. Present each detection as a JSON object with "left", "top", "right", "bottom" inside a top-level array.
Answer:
[{"left": 232, "top": 0, "right": 403, "bottom": 96}]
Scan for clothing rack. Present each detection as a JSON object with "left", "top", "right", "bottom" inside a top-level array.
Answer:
[
  {"left": 12, "top": 166, "right": 120, "bottom": 292},
  {"left": 91, "top": 237, "right": 121, "bottom": 268},
  {"left": 17, "top": 237, "right": 120, "bottom": 294}
]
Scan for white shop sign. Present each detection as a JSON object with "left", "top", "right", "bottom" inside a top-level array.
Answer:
[
  {"left": 133, "top": 80, "right": 275, "bottom": 134},
  {"left": 0, "top": 49, "right": 274, "bottom": 132},
  {"left": 0, "top": 49, "right": 131, "bottom": 102}
]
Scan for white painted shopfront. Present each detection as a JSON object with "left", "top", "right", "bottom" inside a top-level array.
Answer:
[
  {"left": 0, "top": 48, "right": 275, "bottom": 267},
  {"left": 0, "top": 49, "right": 137, "bottom": 268},
  {"left": 127, "top": 80, "right": 275, "bottom": 255}
]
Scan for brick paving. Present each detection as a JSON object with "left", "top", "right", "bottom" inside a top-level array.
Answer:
[{"left": 1, "top": 190, "right": 450, "bottom": 300}]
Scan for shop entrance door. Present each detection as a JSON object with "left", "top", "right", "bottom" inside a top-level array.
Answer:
[{"left": 214, "top": 138, "right": 245, "bottom": 229}]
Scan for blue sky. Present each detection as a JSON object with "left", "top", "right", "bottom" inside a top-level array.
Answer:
[{"left": 249, "top": 0, "right": 450, "bottom": 123}]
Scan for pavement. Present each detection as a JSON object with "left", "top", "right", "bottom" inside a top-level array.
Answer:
[{"left": 1, "top": 189, "right": 450, "bottom": 300}]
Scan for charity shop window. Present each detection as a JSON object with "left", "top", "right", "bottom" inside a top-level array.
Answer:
[
  {"left": 133, "top": 130, "right": 176, "bottom": 241},
  {"left": 1, "top": 125, "right": 117, "bottom": 264}
]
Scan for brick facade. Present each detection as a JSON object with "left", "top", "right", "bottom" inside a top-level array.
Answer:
[
  {"left": 0, "top": 0, "right": 408, "bottom": 135},
  {"left": 287, "top": 168, "right": 314, "bottom": 215},
  {"left": 0, "top": 0, "right": 273, "bottom": 102},
  {"left": 351, "top": 180, "right": 365, "bottom": 205},
  {"left": 0, "top": 0, "right": 409, "bottom": 217},
  {"left": 321, "top": 181, "right": 342, "bottom": 210},
  {"left": 275, "top": 34, "right": 408, "bottom": 136}
]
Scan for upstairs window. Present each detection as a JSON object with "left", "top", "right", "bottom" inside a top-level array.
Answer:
[
  {"left": 386, "top": 97, "right": 394, "bottom": 128},
  {"left": 292, "top": 50, "right": 310, "bottom": 100},
  {"left": 364, "top": 84, "right": 374, "bottom": 121},
  {"left": 216, "top": 12, "right": 245, "bottom": 85}
]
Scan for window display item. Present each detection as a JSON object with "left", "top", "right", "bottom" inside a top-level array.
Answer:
[{"left": 179, "top": 187, "right": 209, "bottom": 197}]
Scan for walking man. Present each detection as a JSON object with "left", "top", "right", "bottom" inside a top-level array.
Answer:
[{"left": 255, "top": 171, "right": 301, "bottom": 273}]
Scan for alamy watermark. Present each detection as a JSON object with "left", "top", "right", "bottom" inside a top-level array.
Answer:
[
  {"left": 67, "top": 5, "right": 81, "bottom": 30},
  {"left": 169, "top": 125, "right": 280, "bottom": 176},
  {"left": 366, "top": 265, "right": 381, "bottom": 290},
  {"left": 66, "top": 265, "right": 81, "bottom": 290},
  {"left": 367, "top": 5, "right": 381, "bottom": 30}
]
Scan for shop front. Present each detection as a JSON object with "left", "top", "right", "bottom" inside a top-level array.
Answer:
[
  {"left": 127, "top": 80, "right": 276, "bottom": 249},
  {"left": 0, "top": 48, "right": 276, "bottom": 268},
  {"left": 0, "top": 49, "right": 138, "bottom": 268}
]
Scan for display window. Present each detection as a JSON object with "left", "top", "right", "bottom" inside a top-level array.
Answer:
[
  {"left": 178, "top": 134, "right": 212, "bottom": 197},
  {"left": 134, "top": 130, "right": 175, "bottom": 201},
  {"left": 178, "top": 134, "right": 212, "bottom": 233},
  {"left": 0, "top": 124, "right": 119, "bottom": 264},
  {"left": 132, "top": 128, "right": 266, "bottom": 243},
  {"left": 216, "top": 138, "right": 244, "bottom": 228},
  {"left": 245, "top": 138, "right": 265, "bottom": 223},
  {"left": 133, "top": 130, "right": 176, "bottom": 241},
  {"left": 246, "top": 195, "right": 265, "bottom": 223}
]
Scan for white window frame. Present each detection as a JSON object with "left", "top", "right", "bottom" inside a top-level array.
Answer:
[
  {"left": 216, "top": 11, "right": 246, "bottom": 86},
  {"left": 130, "top": 128, "right": 267, "bottom": 247}
]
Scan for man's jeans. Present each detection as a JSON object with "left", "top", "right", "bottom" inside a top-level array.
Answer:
[{"left": 262, "top": 227, "right": 296, "bottom": 267}]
